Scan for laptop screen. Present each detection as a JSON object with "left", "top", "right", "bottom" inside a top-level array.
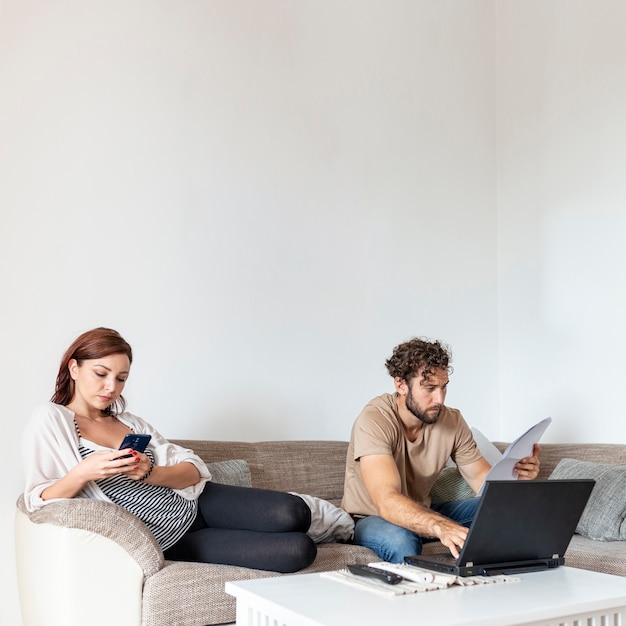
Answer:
[{"left": 458, "top": 479, "right": 595, "bottom": 566}]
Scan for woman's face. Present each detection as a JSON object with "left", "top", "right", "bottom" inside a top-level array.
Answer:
[{"left": 69, "top": 353, "right": 131, "bottom": 413}]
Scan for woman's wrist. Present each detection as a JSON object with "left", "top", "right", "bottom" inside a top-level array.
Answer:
[{"left": 139, "top": 459, "right": 154, "bottom": 482}]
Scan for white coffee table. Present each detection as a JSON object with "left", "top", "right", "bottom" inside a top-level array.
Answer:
[{"left": 226, "top": 566, "right": 626, "bottom": 626}]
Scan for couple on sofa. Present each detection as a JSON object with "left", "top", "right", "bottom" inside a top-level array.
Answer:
[{"left": 22, "top": 328, "right": 540, "bottom": 572}]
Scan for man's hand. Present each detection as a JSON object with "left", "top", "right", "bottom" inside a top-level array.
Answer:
[
  {"left": 514, "top": 443, "right": 541, "bottom": 480},
  {"left": 430, "top": 517, "right": 469, "bottom": 559}
]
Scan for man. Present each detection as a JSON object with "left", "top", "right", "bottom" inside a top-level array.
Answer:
[{"left": 342, "top": 337, "right": 540, "bottom": 563}]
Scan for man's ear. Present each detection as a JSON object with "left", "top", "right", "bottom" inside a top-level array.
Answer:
[{"left": 394, "top": 377, "right": 408, "bottom": 395}]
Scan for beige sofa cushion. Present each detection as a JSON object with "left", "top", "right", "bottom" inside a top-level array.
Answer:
[
  {"left": 143, "top": 543, "right": 379, "bottom": 626},
  {"left": 565, "top": 534, "right": 626, "bottom": 576},
  {"left": 172, "top": 439, "right": 349, "bottom": 504}
]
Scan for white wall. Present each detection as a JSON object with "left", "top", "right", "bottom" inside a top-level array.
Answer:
[
  {"left": 7, "top": 2, "right": 626, "bottom": 624},
  {"left": 0, "top": 2, "right": 497, "bottom": 624},
  {"left": 496, "top": 0, "right": 626, "bottom": 442}
]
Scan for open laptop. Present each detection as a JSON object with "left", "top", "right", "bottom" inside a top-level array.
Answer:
[{"left": 404, "top": 479, "right": 595, "bottom": 577}]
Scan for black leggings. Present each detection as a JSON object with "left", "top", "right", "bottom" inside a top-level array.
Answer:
[{"left": 163, "top": 482, "right": 317, "bottom": 573}]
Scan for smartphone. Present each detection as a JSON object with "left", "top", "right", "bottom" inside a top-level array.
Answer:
[{"left": 118, "top": 433, "right": 151, "bottom": 457}]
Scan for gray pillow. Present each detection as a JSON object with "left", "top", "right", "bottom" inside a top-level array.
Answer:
[
  {"left": 205, "top": 459, "right": 252, "bottom": 487},
  {"left": 549, "top": 458, "right": 626, "bottom": 541}
]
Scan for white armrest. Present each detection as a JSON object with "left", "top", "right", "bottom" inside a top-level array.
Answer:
[{"left": 16, "top": 507, "right": 144, "bottom": 626}]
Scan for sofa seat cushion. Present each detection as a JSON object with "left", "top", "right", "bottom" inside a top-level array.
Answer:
[
  {"left": 142, "top": 560, "right": 282, "bottom": 626},
  {"left": 143, "top": 543, "right": 379, "bottom": 626},
  {"left": 550, "top": 458, "right": 626, "bottom": 541},
  {"left": 565, "top": 534, "right": 626, "bottom": 576}
]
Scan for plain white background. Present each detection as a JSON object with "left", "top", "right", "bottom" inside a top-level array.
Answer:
[{"left": 1, "top": 2, "right": 625, "bottom": 624}]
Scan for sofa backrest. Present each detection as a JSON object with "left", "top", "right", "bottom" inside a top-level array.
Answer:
[
  {"left": 172, "top": 439, "right": 349, "bottom": 505},
  {"left": 173, "top": 439, "right": 626, "bottom": 503},
  {"left": 494, "top": 442, "right": 626, "bottom": 479}
]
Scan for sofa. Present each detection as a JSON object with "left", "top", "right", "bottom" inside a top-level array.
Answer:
[{"left": 15, "top": 439, "right": 626, "bottom": 626}]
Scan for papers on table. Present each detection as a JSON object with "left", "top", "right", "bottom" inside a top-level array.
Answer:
[{"left": 476, "top": 417, "right": 552, "bottom": 496}]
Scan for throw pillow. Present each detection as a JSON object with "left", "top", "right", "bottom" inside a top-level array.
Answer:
[
  {"left": 430, "top": 467, "right": 474, "bottom": 503},
  {"left": 206, "top": 459, "right": 252, "bottom": 487},
  {"left": 290, "top": 492, "right": 355, "bottom": 543},
  {"left": 430, "top": 427, "right": 503, "bottom": 503},
  {"left": 549, "top": 458, "right": 626, "bottom": 541}
]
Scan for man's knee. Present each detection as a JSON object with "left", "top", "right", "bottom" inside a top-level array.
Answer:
[{"left": 353, "top": 516, "right": 422, "bottom": 563}]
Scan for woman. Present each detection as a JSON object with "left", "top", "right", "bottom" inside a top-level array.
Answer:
[{"left": 22, "top": 327, "right": 316, "bottom": 572}]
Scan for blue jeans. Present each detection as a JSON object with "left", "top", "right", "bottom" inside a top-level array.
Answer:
[{"left": 353, "top": 498, "right": 480, "bottom": 563}]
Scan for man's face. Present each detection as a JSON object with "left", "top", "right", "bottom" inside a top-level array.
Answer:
[{"left": 403, "top": 368, "right": 449, "bottom": 425}]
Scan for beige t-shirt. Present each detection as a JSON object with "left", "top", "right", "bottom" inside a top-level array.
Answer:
[{"left": 341, "top": 393, "right": 482, "bottom": 516}]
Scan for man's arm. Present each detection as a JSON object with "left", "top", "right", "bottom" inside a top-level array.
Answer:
[
  {"left": 360, "top": 453, "right": 470, "bottom": 558},
  {"left": 457, "top": 456, "right": 491, "bottom": 494}
]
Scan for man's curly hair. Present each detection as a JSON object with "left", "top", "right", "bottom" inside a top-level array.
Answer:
[{"left": 385, "top": 337, "right": 453, "bottom": 382}]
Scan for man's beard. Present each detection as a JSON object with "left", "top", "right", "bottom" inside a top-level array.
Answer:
[{"left": 405, "top": 389, "right": 442, "bottom": 425}]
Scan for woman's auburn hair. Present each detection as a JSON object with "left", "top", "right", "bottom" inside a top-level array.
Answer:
[{"left": 51, "top": 327, "right": 133, "bottom": 415}]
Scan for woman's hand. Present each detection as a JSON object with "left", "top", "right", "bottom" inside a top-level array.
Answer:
[
  {"left": 117, "top": 449, "right": 153, "bottom": 481},
  {"left": 72, "top": 449, "right": 146, "bottom": 481},
  {"left": 81, "top": 450, "right": 199, "bottom": 487},
  {"left": 41, "top": 449, "right": 149, "bottom": 501}
]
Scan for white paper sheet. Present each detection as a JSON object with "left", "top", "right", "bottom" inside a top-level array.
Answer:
[{"left": 476, "top": 417, "right": 552, "bottom": 496}]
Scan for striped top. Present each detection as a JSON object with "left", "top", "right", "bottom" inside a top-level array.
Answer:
[{"left": 76, "top": 423, "right": 197, "bottom": 550}]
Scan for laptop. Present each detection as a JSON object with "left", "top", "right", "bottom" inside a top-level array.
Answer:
[{"left": 404, "top": 479, "right": 595, "bottom": 577}]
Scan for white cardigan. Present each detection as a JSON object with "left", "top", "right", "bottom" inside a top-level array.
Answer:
[{"left": 22, "top": 402, "right": 211, "bottom": 512}]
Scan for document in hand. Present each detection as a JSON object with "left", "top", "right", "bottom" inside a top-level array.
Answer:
[{"left": 476, "top": 417, "right": 552, "bottom": 496}]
